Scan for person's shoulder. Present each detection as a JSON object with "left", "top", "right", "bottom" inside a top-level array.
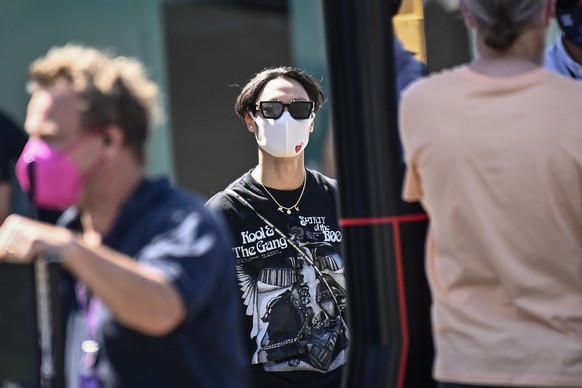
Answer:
[
  {"left": 0, "top": 111, "right": 23, "bottom": 134},
  {"left": 205, "top": 172, "right": 250, "bottom": 211},
  {"left": 140, "top": 182, "right": 236, "bottom": 261},
  {"left": 411, "top": 65, "right": 459, "bottom": 87},
  {"left": 137, "top": 177, "right": 209, "bottom": 218},
  {"left": 308, "top": 168, "right": 336, "bottom": 185},
  {"left": 307, "top": 168, "right": 338, "bottom": 196},
  {"left": 157, "top": 184, "right": 234, "bottom": 240},
  {"left": 538, "top": 67, "right": 582, "bottom": 93},
  {"left": 0, "top": 112, "right": 26, "bottom": 145},
  {"left": 401, "top": 65, "right": 463, "bottom": 102},
  {"left": 206, "top": 190, "right": 236, "bottom": 212}
]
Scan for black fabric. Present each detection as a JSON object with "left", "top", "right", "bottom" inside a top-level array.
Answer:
[
  {"left": 59, "top": 178, "right": 249, "bottom": 388},
  {"left": 557, "top": 0, "right": 579, "bottom": 10},
  {"left": 207, "top": 169, "right": 348, "bottom": 385},
  {"left": 250, "top": 364, "right": 343, "bottom": 388},
  {"left": 0, "top": 112, "right": 26, "bottom": 183},
  {"left": 0, "top": 264, "right": 41, "bottom": 385}
]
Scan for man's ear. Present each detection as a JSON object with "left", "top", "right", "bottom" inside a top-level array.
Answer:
[
  {"left": 245, "top": 113, "right": 256, "bottom": 133},
  {"left": 102, "top": 124, "right": 124, "bottom": 148}
]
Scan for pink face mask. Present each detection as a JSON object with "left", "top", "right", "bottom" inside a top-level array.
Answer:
[{"left": 16, "top": 136, "right": 97, "bottom": 211}]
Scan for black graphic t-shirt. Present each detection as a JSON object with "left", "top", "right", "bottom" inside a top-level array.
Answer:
[{"left": 207, "top": 169, "right": 349, "bottom": 374}]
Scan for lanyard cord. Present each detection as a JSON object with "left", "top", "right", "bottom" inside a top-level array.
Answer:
[
  {"left": 36, "top": 257, "right": 55, "bottom": 388},
  {"left": 75, "top": 282, "right": 99, "bottom": 339},
  {"left": 226, "top": 189, "right": 342, "bottom": 310},
  {"left": 27, "top": 162, "right": 55, "bottom": 387}
]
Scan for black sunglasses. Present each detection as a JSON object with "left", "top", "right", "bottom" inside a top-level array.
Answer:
[{"left": 255, "top": 100, "right": 314, "bottom": 120}]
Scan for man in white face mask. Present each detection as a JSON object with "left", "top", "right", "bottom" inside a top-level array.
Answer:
[
  {"left": 207, "top": 67, "right": 349, "bottom": 387},
  {"left": 252, "top": 104, "right": 314, "bottom": 158}
]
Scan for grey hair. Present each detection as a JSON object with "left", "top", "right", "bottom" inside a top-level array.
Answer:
[{"left": 464, "top": 0, "right": 548, "bottom": 50}]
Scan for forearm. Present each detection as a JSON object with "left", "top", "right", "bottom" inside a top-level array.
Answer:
[
  {"left": 60, "top": 238, "right": 186, "bottom": 336},
  {"left": 0, "top": 214, "right": 186, "bottom": 335}
]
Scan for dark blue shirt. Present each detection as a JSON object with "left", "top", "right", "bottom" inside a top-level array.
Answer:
[{"left": 60, "top": 178, "right": 249, "bottom": 388}]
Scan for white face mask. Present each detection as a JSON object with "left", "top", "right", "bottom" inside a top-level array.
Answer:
[{"left": 253, "top": 111, "right": 314, "bottom": 158}]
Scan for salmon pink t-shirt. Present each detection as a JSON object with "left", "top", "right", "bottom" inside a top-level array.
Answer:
[{"left": 400, "top": 65, "right": 582, "bottom": 387}]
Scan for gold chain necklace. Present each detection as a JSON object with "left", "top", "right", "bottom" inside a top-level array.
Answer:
[{"left": 260, "top": 171, "right": 307, "bottom": 214}]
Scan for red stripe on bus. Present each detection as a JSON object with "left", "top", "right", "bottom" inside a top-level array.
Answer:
[
  {"left": 339, "top": 213, "right": 427, "bottom": 227},
  {"left": 338, "top": 213, "right": 428, "bottom": 386}
]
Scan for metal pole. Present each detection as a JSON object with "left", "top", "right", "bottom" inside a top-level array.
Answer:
[{"left": 322, "top": 0, "right": 433, "bottom": 387}]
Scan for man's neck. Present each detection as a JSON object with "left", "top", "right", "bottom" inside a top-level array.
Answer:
[
  {"left": 252, "top": 152, "right": 305, "bottom": 190},
  {"left": 79, "top": 161, "right": 144, "bottom": 236},
  {"left": 471, "top": 29, "right": 544, "bottom": 77}
]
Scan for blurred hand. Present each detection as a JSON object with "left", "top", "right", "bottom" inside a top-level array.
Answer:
[{"left": 0, "top": 214, "right": 74, "bottom": 263}]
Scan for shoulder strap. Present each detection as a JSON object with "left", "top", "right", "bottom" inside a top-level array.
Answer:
[{"left": 225, "top": 188, "right": 342, "bottom": 309}]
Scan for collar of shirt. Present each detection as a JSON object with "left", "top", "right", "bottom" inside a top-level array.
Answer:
[{"left": 556, "top": 36, "right": 582, "bottom": 79}]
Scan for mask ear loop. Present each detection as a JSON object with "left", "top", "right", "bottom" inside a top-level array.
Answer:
[
  {"left": 250, "top": 114, "right": 264, "bottom": 143},
  {"left": 26, "top": 161, "right": 39, "bottom": 220},
  {"left": 61, "top": 126, "right": 108, "bottom": 185}
]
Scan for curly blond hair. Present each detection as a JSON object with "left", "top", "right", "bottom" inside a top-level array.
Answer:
[{"left": 28, "top": 44, "right": 161, "bottom": 163}]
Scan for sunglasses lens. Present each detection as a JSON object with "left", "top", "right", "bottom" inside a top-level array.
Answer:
[
  {"left": 260, "top": 102, "right": 284, "bottom": 119},
  {"left": 258, "top": 101, "right": 313, "bottom": 119},
  {"left": 288, "top": 101, "right": 313, "bottom": 119}
]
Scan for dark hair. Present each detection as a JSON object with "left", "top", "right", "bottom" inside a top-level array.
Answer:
[
  {"left": 234, "top": 66, "right": 325, "bottom": 121},
  {"left": 464, "top": 0, "right": 547, "bottom": 51}
]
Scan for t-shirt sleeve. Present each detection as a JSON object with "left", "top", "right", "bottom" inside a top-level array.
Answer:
[
  {"left": 205, "top": 190, "right": 242, "bottom": 234},
  {"left": 135, "top": 206, "right": 237, "bottom": 320},
  {"left": 399, "top": 86, "right": 423, "bottom": 202},
  {"left": 402, "top": 164, "right": 423, "bottom": 201}
]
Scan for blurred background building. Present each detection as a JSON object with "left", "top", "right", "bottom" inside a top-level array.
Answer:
[{"left": 0, "top": 0, "right": 558, "bottom": 198}]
